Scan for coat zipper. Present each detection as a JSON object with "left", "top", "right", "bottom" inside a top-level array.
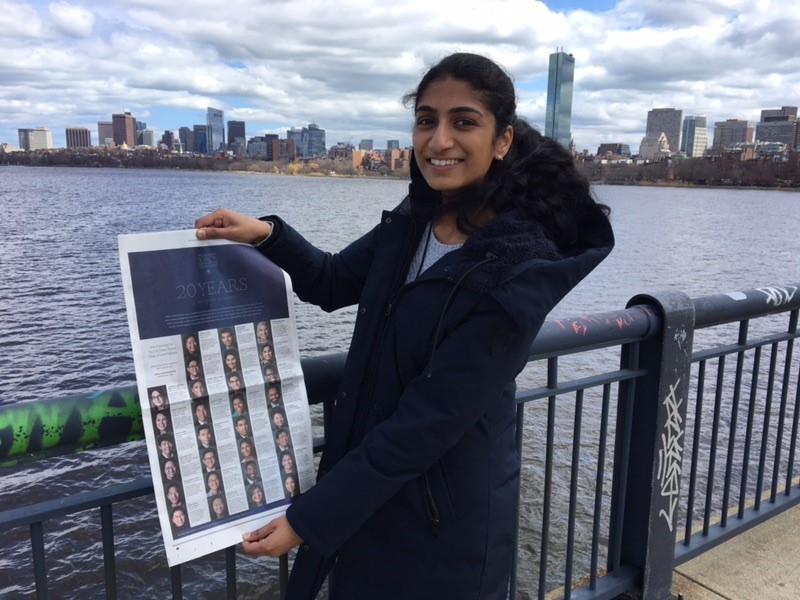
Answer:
[{"left": 421, "top": 472, "right": 442, "bottom": 536}]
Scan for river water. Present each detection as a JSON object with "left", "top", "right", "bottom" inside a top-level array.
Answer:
[{"left": 1, "top": 166, "right": 799, "bottom": 598}]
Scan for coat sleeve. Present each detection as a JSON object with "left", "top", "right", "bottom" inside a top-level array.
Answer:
[
  {"left": 257, "top": 216, "right": 380, "bottom": 312},
  {"left": 284, "top": 293, "right": 537, "bottom": 557}
]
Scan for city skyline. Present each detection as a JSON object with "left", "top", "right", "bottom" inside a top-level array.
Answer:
[{"left": 2, "top": 1, "right": 799, "bottom": 153}]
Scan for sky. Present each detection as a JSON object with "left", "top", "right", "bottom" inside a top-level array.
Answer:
[{"left": 2, "top": 0, "right": 799, "bottom": 153}]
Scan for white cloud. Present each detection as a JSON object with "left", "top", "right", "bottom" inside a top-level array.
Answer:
[{"left": 48, "top": 1, "right": 94, "bottom": 38}]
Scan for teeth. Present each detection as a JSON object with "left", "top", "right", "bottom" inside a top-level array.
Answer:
[{"left": 430, "top": 158, "right": 460, "bottom": 166}]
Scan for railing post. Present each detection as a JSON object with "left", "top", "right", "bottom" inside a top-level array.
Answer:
[{"left": 610, "top": 291, "right": 695, "bottom": 599}]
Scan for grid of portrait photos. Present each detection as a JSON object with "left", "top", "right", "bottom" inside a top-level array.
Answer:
[{"left": 147, "top": 320, "right": 300, "bottom": 537}]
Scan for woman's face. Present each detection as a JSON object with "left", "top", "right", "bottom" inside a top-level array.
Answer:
[
  {"left": 155, "top": 412, "right": 168, "bottom": 432},
  {"left": 184, "top": 336, "right": 197, "bottom": 354},
  {"left": 251, "top": 486, "right": 264, "bottom": 504},
  {"left": 412, "top": 77, "right": 512, "bottom": 202},
  {"left": 261, "top": 345, "right": 273, "bottom": 361},
  {"left": 191, "top": 381, "right": 205, "bottom": 398},
  {"left": 240, "top": 441, "right": 252, "bottom": 458},
  {"left": 233, "top": 397, "right": 244, "bottom": 414},
  {"left": 164, "top": 461, "right": 177, "bottom": 480},
  {"left": 225, "top": 354, "right": 238, "bottom": 370},
  {"left": 272, "top": 412, "right": 285, "bottom": 428},
  {"left": 212, "top": 498, "right": 225, "bottom": 516},
  {"left": 207, "top": 473, "right": 220, "bottom": 492},
  {"left": 150, "top": 390, "right": 165, "bottom": 408},
  {"left": 256, "top": 322, "right": 269, "bottom": 343},
  {"left": 282, "top": 454, "right": 294, "bottom": 472},
  {"left": 285, "top": 476, "right": 296, "bottom": 494}
]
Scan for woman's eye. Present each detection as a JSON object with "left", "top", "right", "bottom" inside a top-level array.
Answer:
[
  {"left": 455, "top": 118, "right": 476, "bottom": 128},
  {"left": 415, "top": 117, "right": 435, "bottom": 127}
]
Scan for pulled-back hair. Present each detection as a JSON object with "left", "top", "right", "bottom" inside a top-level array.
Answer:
[{"left": 404, "top": 52, "right": 608, "bottom": 252}]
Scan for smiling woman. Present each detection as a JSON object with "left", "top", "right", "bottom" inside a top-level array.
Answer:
[{"left": 194, "top": 52, "right": 613, "bottom": 600}]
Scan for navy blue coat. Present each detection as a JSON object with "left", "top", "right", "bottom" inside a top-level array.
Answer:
[{"left": 258, "top": 192, "right": 613, "bottom": 599}]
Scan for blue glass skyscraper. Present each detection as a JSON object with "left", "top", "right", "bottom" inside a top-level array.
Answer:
[
  {"left": 544, "top": 51, "right": 575, "bottom": 149},
  {"left": 206, "top": 107, "right": 225, "bottom": 154}
]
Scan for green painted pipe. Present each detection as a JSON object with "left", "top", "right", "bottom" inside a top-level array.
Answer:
[{"left": 0, "top": 386, "right": 144, "bottom": 464}]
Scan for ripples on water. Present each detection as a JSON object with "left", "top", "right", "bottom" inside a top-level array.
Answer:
[{"left": 1, "top": 166, "right": 799, "bottom": 598}]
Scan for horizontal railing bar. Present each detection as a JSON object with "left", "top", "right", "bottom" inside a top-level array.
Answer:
[
  {"left": 692, "top": 330, "right": 800, "bottom": 362},
  {"left": 0, "top": 478, "right": 153, "bottom": 531},
  {"left": 517, "top": 369, "right": 645, "bottom": 404},
  {"left": 693, "top": 284, "right": 800, "bottom": 329},
  {"left": 569, "top": 565, "right": 641, "bottom": 600},
  {"left": 674, "top": 491, "right": 800, "bottom": 565}
]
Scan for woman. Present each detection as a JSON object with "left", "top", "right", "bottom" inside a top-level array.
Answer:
[
  {"left": 149, "top": 387, "right": 168, "bottom": 411},
  {"left": 280, "top": 451, "right": 296, "bottom": 476},
  {"left": 224, "top": 350, "right": 240, "bottom": 373},
  {"left": 196, "top": 53, "right": 613, "bottom": 599},
  {"left": 260, "top": 343, "right": 275, "bottom": 365},
  {"left": 255, "top": 321, "right": 272, "bottom": 345},
  {"left": 183, "top": 333, "right": 200, "bottom": 359},
  {"left": 249, "top": 483, "right": 266, "bottom": 508},
  {"left": 210, "top": 496, "right": 229, "bottom": 520},
  {"left": 153, "top": 411, "right": 170, "bottom": 436}
]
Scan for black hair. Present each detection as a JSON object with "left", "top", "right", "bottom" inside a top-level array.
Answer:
[{"left": 403, "top": 52, "right": 609, "bottom": 251}]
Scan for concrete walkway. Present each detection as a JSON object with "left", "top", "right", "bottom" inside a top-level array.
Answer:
[{"left": 671, "top": 503, "right": 800, "bottom": 599}]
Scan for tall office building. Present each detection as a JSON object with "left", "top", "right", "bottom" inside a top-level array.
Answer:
[
  {"left": 711, "top": 119, "right": 754, "bottom": 154},
  {"left": 193, "top": 125, "right": 208, "bottom": 154},
  {"left": 112, "top": 112, "right": 137, "bottom": 147},
  {"left": 227, "top": 121, "right": 245, "bottom": 144},
  {"left": 141, "top": 129, "right": 155, "bottom": 147},
  {"left": 755, "top": 106, "right": 798, "bottom": 149},
  {"left": 544, "top": 50, "right": 575, "bottom": 149},
  {"left": 179, "top": 127, "right": 194, "bottom": 154},
  {"left": 18, "top": 127, "right": 53, "bottom": 150},
  {"left": 206, "top": 107, "right": 225, "bottom": 153},
  {"left": 97, "top": 121, "right": 114, "bottom": 146},
  {"left": 288, "top": 124, "right": 326, "bottom": 157},
  {"left": 136, "top": 121, "right": 147, "bottom": 145},
  {"left": 646, "top": 108, "right": 682, "bottom": 153},
  {"left": 65, "top": 127, "right": 92, "bottom": 148},
  {"left": 680, "top": 116, "right": 708, "bottom": 157},
  {"left": 387, "top": 140, "right": 400, "bottom": 150},
  {"left": 359, "top": 139, "right": 374, "bottom": 152}
]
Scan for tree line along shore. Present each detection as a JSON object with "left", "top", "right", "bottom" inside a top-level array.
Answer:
[{"left": 2, "top": 147, "right": 799, "bottom": 188}]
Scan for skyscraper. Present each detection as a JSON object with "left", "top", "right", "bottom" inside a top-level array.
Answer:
[
  {"left": 97, "top": 121, "right": 114, "bottom": 146},
  {"left": 680, "top": 116, "right": 708, "bottom": 157},
  {"left": 646, "top": 108, "right": 682, "bottom": 153},
  {"left": 756, "top": 106, "right": 798, "bottom": 149},
  {"left": 18, "top": 127, "right": 53, "bottom": 150},
  {"left": 710, "top": 119, "right": 754, "bottom": 154},
  {"left": 112, "top": 112, "right": 137, "bottom": 147},
  {"left": 544, "top": 51, "right": 575, "bottom": 149},
  {"left": 65, "top": 127, "right": 92, "bottom": 148},
  {"left": 206, "top": 107, "right": 225, "bottom": 153}
]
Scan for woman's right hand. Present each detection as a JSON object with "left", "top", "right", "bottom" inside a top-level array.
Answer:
[{"left": 195, "top": 208, "right": 272, "bottom": 244}]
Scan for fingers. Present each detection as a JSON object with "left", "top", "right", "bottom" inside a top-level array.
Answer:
[
  {"left": 240, "top": 516, "right": 302, "bottom": 557},
  {"left": 194, "top": 209, "right": 270, "bottom": 244}
]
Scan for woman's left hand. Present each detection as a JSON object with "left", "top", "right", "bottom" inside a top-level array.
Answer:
[{"left": 242, "top": 515, "right": 302, "bottom": 557}]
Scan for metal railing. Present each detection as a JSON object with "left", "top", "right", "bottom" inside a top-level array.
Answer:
[{"left": 1, "top": 283, "right": 798, "bottom": 599}]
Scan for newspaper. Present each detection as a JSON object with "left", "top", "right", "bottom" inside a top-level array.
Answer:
[{"left": 118, "top": 229, "right": 314, "bottom": 566}]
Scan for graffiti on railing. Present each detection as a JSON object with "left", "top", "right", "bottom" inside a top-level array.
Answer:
[
  {"left": 657, "top": 379, "right": 683, "bottom": 532},
  {"left": 554, "top": 311, "right": 637, "bottom": 336},
  {"left": 756, "top": 285, "right": 796, "bottom": 307}
]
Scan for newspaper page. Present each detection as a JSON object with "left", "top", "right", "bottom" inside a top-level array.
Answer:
[{"left": 118, "top": 229, "right": 314, "bottom": 566}]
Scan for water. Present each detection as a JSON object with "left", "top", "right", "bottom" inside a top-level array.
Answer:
[{"left": 1, "top": 166, "right": 799, "bottom": 598}]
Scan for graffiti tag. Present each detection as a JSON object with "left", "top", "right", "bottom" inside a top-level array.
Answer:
[
  {"left": 657, "top": 380, "right": 683, "bottom": 532},
  {"left": 756, "top": 286, "right": 796, "bottom": 307}
]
